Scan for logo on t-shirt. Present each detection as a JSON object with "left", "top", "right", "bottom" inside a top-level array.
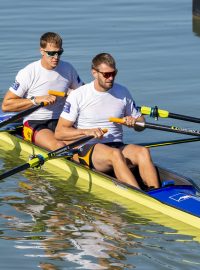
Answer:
[
  {"left": 11, "top": 80, "right": 20, "bottom": 91},
  {"left": 63, "top": 101, "right": 71, "bottom": 113}
]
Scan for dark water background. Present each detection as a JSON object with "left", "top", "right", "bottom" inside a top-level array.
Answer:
[{"left": 0, "top": 1, "right": 200, "bottom": 269}]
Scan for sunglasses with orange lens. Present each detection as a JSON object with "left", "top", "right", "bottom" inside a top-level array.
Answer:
[{"left": 94, "top": 68, "right": 118, "bottom": 79}]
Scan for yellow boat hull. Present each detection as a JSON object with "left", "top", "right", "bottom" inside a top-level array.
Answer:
[{"left": 0, "top": 131, "right": 200, "bottom": 238}]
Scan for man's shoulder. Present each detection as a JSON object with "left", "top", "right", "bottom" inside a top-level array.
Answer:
[
  {"left": 110, "top": 83, "right": 133, "bottom": 100},
  {"left": 68, "top": 82, "right": 92, "bottom": 99},
  {"left": 71, "top": 82, "right": 92, "bottom": 94},
  {"left": 113, "top": 82, "right": 129, "bottom": 91},
  {"left": 58, "top": 60, "right": 75, "bottom": 70},
  {"left": 17, "top": 60, "right": 40, "bottom": 76},
  {"left": 25, "top": 59, "right": 40, "bottom": 68},
  {"left": 111, "top": 83, "right": 130, "bottom": 95}
]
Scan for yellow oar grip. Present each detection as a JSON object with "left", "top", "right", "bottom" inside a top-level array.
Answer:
[
  {"left": 48, "top": 90, "right": 67, "bottom": 97},
  {"left": 158, "top": 109, "right": 169, "bottom": 118},
  {"left": 140, "top": 106, "right": 169, "bottom": 118},
  {"left": 109, "top": 117, "right": 125, "bottom": 124},
  {"left": 102, "top": 128, "right": 108, "bottom": 133},
  {"left": 140, "top": 106, "right": 151, "bottom": 115}
]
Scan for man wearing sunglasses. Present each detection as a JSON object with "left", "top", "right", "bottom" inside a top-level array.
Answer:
[
  {"left": 2, "top": 32, "right": 83, "bottom": 150},
  {"left": 55, "top": 53, "right": 159, "bottom": 190}
]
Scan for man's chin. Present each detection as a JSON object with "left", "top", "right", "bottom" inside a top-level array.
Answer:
[
  {"left": 51, "top": 62, "right": 59, "bottom": 67},
  {"left": 105, "top": 82, "right": 113, "bottom": 89}
]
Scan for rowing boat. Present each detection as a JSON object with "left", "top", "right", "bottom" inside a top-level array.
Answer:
[{"left": 0, "top": 123, "right": 200, "bottom": 231}]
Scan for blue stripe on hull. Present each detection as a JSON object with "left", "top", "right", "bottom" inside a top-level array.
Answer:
[{"left": 148, "top": 185, "right": 200, "bottom": 217}]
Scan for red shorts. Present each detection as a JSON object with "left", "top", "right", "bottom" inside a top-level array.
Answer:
[{"left": 23, "top": 119, "right": 58, "bottom": 143}]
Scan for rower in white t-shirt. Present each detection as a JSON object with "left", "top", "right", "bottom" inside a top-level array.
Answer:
[
  {"left": 60, "top": 80, "right": 141, "bottom": 144},
  {"left": 2, "top": 32, "right": 83, "bottom": 150},
  {"left": 55, "top": 53, "right": 160, "bottom": 190}
]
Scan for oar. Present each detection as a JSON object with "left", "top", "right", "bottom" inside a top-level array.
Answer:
[
  {"left": 140, "top": 137, "right": 200, "bottom": 148},
  {"left": 0, "top": 102, "right": 47, "bottom": 129},
  {"left": 139, "top": 105, "right": 200, "bottom": 123},
  {"left": 0, "top": 135, "right": 94, "bottom": 181},
  {"left": 109, "top": 117, "right": 200, "bottom": 137},
  {"left": 0, "top": 125, "right": 23, "bottom": 133}
]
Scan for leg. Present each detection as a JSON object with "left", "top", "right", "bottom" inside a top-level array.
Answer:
[
  {"left": 92, "top": 144, "right": 140, "bottom": 188},
  {"left": 34, "top": 129, "right": 65, "bottom": 150},
  {"left": 122, "top": 144, "right": 159, "bottom": 188}
]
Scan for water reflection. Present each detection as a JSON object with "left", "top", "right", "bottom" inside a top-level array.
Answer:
[
  {"left": 0, "top": 148, "right": 200, "bottom": 269},
  {"left": 1, "top": 167, "right": 200, "bottom": 269},
  {"left": 12, "top": 176, "right": 144, "bottom": 269}
]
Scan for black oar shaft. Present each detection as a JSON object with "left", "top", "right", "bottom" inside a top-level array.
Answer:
[
  {"left": 0, "top": 102, "right": 45, "bottom": 128},
  {"left": 140, "top": 137, "right": 200, "bottom": 148},
  {"left": 136, "top": 122, "right": 200, "bottom": 137},
  {"left": 0, "top": 125, "right": 23, "bottom": 133},
  {"left": 0, "top": 135, "right": 94, "bottom": 181},
  {"left": 48, "top": 135, "right": 94, "bottom": 158},
  {"left": 168, "top": 112, "right": 200, "bottom": 123},
  {"left": 0, "top": 163, "right": 30, "bottom": 180}
]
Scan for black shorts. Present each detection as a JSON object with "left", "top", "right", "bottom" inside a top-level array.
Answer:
[
  {"left": 78, "top": 142, "right": 125, "bottom": 168},
  {"left": 23, "top": 119, "right": 58, "bottom": 143}
]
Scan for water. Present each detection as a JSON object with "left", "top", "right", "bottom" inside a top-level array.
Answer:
[{"left": 0, "top": 0, "right": 200, "bottom": 269}]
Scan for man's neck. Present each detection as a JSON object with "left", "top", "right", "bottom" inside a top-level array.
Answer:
[
  {"left": 41, "top": 58, "right": 57, "bottom": 70},
  {"left": 93, "top": 81, "right": 111, "bottom": 92}
]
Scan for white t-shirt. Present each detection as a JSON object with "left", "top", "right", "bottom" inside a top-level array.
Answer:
[
  {"left": 9, "top": 60, "right": 83, "bottom": 122},
  {"left": 60, "top": 81, "right": 141, "bottom": 143}
]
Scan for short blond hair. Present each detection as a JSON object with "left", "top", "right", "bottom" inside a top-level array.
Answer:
[
  {"left": 40, "top": 32, "right": 62, "bottom": 48},
  {"left": 91, "top": 53, "right": 116, "bottom": 70}
]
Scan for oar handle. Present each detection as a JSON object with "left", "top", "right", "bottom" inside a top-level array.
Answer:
[
  {"left": 109, "top": 117, "right": 146, "bottom": 128},
  {"left": 109, "top": 117, "right": 125, "bottom": 124},
  {"left": 102, "top": 128, "right": 108, "bottom": 133},
  {"left": 48, "top": 90, "right": 67, "bottom": 97},
  {"left": 48, "top": 128, "right": 108, "bottom": 158}
]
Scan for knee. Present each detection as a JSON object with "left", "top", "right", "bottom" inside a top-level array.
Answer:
[
  {"left": 110, "top": 148, "right": 124, "bottom": 162},
  {"left": 139, "top": 147, "right": 152, "bottom": 161}
]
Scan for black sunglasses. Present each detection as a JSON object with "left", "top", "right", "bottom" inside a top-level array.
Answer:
[
  {"left": 94, "top": 68, "right": 118, "bottom": 79},
  {"left": 44, "top": 49, "right": 64, "bottom": 57}
]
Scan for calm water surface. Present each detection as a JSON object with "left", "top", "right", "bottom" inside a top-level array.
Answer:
[{"left": 0, "top": 0, "right": 200, "bottom": 269}]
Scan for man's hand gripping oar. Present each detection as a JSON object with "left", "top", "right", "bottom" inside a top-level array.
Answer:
[
  {"left": 0, "top": 102, "right": 48, "bottom": 129},
  {"left": 0, "top": 90, "right": 66, "bottom": 130}
]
